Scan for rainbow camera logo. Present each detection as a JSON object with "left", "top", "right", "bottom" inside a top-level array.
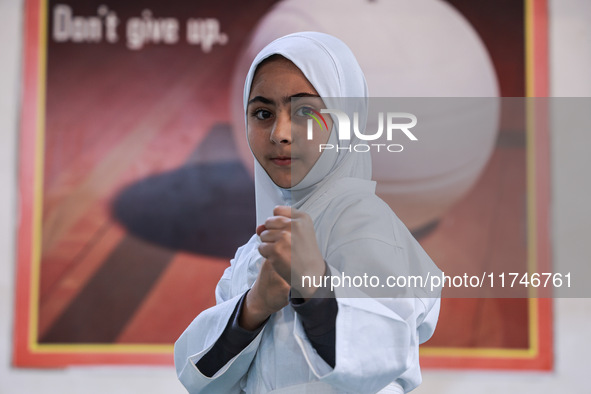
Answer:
[{"left": 305, "top": 108, "right": 328, "bottom": 139}]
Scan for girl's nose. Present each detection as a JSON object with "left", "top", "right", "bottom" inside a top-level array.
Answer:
[{"left": 270, "top": 112, "right": 292, "bottom": 144}]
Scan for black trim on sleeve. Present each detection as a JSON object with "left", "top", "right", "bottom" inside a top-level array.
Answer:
[
  {"left": 290, "top": 264, "right": 338, "bottom": 367},
  {"left": 196, "top": 290, "right": 264, "bottom": 377}
]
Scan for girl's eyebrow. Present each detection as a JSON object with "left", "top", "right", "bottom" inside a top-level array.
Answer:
[
  {"left": 247, "top": 92, "right": 320, "bottom": 107},
  {"left": 288, "top": 92, "right": 320, "bottom": 101},
  {"left": 248, "top": 96, "right": 273, "bottom": 106}
]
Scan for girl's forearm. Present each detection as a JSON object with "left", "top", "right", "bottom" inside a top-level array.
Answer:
[{"left": 238, "top": 288, "right": 272, "bottom": 331}]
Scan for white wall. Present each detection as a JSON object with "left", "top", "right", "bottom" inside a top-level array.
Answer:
[
  {"left": 1, "top": 0, "right": 589, "bottom": 393},
  {"left": 0, "top": 1, "right": 186, "bottom": 393}
]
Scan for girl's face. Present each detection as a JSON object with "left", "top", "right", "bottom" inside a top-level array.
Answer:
[{"left": 247, "top": 57, "right": 332, "bottom": 188}]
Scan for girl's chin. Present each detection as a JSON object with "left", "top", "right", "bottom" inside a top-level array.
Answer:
[
  {"left": 272, "top": 178, "right": 293, "bottom": 189},
  {"left": 271, "top": 175, "right": 306, "bottom": 189},
  {"left": 265, "top": 166, "right": 306, "bottom": 189}
]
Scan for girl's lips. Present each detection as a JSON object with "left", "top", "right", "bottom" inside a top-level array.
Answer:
[{"left": 270, "top": 157, "right": 292, "bottom": 166}]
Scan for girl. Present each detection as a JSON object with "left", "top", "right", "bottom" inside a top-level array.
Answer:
[{"left": 175, "top": 32, "right": 441, "bottom": 394}]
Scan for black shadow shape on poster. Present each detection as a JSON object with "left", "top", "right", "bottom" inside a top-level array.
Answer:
[{"left": 41, "top": 125, "right": 256, "bottom": 343}]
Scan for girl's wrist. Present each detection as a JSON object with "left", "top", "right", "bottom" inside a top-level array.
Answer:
[
  {"left": 294, "top": 259, "right": 327, "bottom": 299},
  {"left": 239, "top": 287, "right": 273, "bottom": 330}
]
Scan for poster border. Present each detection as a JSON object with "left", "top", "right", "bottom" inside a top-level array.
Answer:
[
  {"left": 12, "top": 0, "right": 552, "bottom": 368},
  {"left": 419, "top": 0, "right": 552, "bottom": 370}
]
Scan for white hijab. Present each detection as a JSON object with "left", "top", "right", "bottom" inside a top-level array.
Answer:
[{"left": 243, "top": 32, "right": 372, "bottom": 225}]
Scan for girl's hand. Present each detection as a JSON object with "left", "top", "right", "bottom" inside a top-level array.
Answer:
[
  {"left": 258, "top": 206, "right": 326, "bottom": 298},
  {"left": 239, "top": 206, "right": 325, "bottom": 330},
  {"left": 239, "top": 258, "right": 290, "bottom": 331}
]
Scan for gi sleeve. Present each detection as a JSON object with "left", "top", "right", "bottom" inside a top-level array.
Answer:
[
  {"left": 174, "top": 238, "right": 266, "bottom": 394},
  {"left": 196, "top": 290, "right": 266, "bottom": 377}
]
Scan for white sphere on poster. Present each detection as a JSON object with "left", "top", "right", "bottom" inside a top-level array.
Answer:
[{"left": 231, "top": 0, "right": 499, "bottom": 230}]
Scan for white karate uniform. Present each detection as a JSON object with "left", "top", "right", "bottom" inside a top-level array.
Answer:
[{"left": 175, "top": 32, "right": 441, "bottom": 394}]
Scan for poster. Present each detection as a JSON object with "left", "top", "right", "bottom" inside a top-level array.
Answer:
[{"left": 14, "top": 0, "right": 551, "bottom": 369}]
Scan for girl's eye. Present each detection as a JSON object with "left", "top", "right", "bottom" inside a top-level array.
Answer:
[
  {"left": 253, "top": 109, "right": 272, "bottom": 120},
  {"left": 295, "top": 106, "right": 314, "bottom": 117}
]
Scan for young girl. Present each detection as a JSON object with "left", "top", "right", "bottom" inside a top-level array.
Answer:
[{"left": 175, "top": 32, "right": 441, "bottom": 394}]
